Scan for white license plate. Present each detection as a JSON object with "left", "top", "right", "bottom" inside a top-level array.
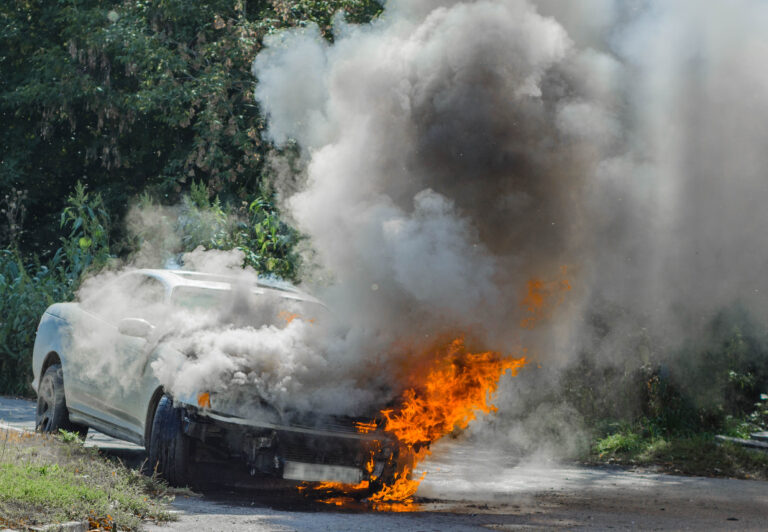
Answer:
[{"left": 282, "top": 461, "right": 363, "bottom": 484}]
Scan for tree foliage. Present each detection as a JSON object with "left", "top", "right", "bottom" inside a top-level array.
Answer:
[{"left": 1, "top": 0, "right": 382, "bottom": 256}]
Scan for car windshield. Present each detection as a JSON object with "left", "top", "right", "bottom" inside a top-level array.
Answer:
[
  {"left": 170, "top": 286, "right": 328, "bottom": 327},
  {"left": 171, "top": 286, "right": 228, "bottom": 309}
]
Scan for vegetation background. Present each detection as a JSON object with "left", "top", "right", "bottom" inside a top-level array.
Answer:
[
  {"left": 0, "top": 0, "right": 382, "bottom": 396},
  {"left": 0, "top": 0, "right": 766, "bottom": 466}
]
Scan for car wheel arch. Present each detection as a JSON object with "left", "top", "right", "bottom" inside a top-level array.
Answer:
[
  {"left": 40, "top": 352, "right": 62, "bottom": 387},
  {"left": 144, "top": 386, "right": 166, "bottom": 449}
]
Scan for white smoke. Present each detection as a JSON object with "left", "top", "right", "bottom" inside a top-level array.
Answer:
[{"left": 527, "top": 0, "right": 768, "bottom": 349}]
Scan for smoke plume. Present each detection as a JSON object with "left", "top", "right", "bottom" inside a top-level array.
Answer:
[
  {"left": 254, "top": 0, "right": 598, "bottom": 361},
  {"left": 250, "top": 0, "right": 768, "bottom": 446}
]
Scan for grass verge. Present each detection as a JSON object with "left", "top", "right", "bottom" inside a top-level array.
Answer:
[
  {"left": 0, "top": 427, "right": 175, "bottom": 530},
  {"left": 587, "top": 425, "right": 768, "bottom": 480}
]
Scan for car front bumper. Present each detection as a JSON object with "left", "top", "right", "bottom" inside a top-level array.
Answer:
[{"left": 178, "top": 405, "right": 396, "bottom": 486}]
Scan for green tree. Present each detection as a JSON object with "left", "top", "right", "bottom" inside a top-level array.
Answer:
[{"left": 0, "top": 0, "right": 382, "bottom": 257}]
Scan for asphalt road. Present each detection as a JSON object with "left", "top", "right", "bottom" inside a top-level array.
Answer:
[{"left": 2, "top": 396, "right": 767, "bottom": 531}]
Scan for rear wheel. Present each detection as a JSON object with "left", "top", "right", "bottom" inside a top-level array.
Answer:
[
  {"left": 147, "top": 396, "right": 190, "bottom": 487},
  {"left": 36, "top": 364, "right": 88, "bottom": 438}
]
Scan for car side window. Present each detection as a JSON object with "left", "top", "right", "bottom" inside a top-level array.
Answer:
[
  {"left": 83, "top": 274, "right": 167, "bottom": 324},
  {"left": 133, "top": 276, "right": 165, "bottom": 307}
]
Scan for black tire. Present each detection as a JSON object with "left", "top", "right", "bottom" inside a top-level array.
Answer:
[
  {"left": 35, "top": 364, "right": 88, "bottom": 438},
  {"left": 147, "top": 396, "right": 190, "bottom": 487}
]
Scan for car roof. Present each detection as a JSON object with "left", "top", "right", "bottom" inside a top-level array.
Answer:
[{"left": 132, "top": 269, "right": 320, "bottom": 304}]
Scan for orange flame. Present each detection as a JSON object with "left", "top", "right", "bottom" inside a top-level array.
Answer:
[
  {"left": 364, "top": 455, "right": 375, "bottom": 475},
  {"left": 197, "top": 392, "right": 211, "bottom": 408},
  {"left": 370, "top": 339, "right": 526, "bottom": 506},
  {"left": 302, "top": 272, "right": 570, "bottom": 511},
  {"left": 381, "top": 339, "right": 527, "bottom": 448},
  {"left": 278, "top": 310, "right": 300, "bottom": 324},
  {"left": 278, "top": 310, "right": 316, "bottom": 325},
  {"left": 368, "top": 466, "right": 426, "bottom": 504}
]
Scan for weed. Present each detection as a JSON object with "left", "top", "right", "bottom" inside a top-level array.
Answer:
[
  {"left": 594, "top": 430, "right": 644, "bottom": 455},
  {"left": 57, "top": 429, "right": 83, "bottom": 445},
  {"left": 0, "top": 428, "right": 174, "bottom": 530},
  {"left": 589, "top": 425, "right": 768, "bottom": 479}
]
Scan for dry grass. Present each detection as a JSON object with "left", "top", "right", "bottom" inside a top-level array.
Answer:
[{"left": 0, "top": 427, "right": 175, "bottom": 530}]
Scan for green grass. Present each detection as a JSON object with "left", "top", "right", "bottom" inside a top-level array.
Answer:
[
  {"left": 589, "top": 426, "right": 768, "bottom": 480},
  {"left": 593, "top": 430, "right": 644, "bottom": 455},
  {"left": 0, "top": 428, "right": 175, "bottom": 530}
]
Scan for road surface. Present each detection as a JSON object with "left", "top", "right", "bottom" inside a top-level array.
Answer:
[{"left": 2, "top": 396, "right": 767, "bottom": 531}]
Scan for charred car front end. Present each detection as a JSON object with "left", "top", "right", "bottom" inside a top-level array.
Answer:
[{"left": 176, "top": 403, "right": 399, "bottom": 488}]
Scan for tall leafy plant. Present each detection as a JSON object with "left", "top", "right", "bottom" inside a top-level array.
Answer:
[
  {"left": 176, "top": 183, "right": 302, "bottom": 280},
  {"left": 0, "top": 183, "right": 111, "bottom": 396}
]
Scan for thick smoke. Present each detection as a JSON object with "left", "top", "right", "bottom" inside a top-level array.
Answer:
[
  {"left": 76, "top": 0, "right": 601, "bottom": 422},
  {"left": 254, "top": 0, "right": 601, "bottom": 360},
  {"left": 71, "top": 244, "right": 395, "bottom": 418},
  {"left": 516, "top": 0, "right": 768, "bottom": 377},
  {"left": 251, "top": 0, "right": 768, "bottom": 449}
]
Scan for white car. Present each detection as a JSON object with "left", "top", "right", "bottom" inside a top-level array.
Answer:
[{"left": 32, "top": 269, "right": 397, "bottom": 487}]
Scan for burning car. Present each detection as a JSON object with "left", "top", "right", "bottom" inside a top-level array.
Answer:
[{"left": 31, "top": 269, "right": 400, "bottom": 489}]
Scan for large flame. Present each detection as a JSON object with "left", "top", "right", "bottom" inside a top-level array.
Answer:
[
  {"left": 302, "top": 272, "right": 570, "bottom": 510},
  {"left": 374, "top": 339, "right": 526, "bottom": 503},
  {"left": 381, "top": 340, "right": 527, "bottom": 447},
  {"left": 302, "top": 339, "right": 526, "bottom": 509}
]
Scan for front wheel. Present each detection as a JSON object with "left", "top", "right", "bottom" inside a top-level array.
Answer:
[
  {"left": 36, "top": 364, "right": 88, "bottom": 438},
  {"left": 147, "top": 396, "right": 190, "bottom": 487}
]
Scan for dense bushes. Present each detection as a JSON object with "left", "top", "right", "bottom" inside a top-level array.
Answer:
[
  {"left": 0, "top": 184, "right": 111, "bottom": 396},
  {"left": 0, "top": 251, "right": 73, "bottom": 396},
  {"left": 560, "top": 306, "right": 768, "bottom": 438},
  {"left": 0, "top": 0, "right": 382, "bottom": 257}
]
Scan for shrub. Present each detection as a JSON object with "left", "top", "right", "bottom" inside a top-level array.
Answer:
[
  {"left": 136, "top": 182, "right": 302, "bottom": 281},
  {"left": 563, "top": 305, "right": 768, "bottom": 439},
  {"left": 0, "top": 250, "right": 73, "bottom": 395},
  {"left": 0, "top": 184, "right": 110, "bottom": 396}
]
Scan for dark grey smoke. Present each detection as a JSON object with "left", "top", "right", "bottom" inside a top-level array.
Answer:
[
  {"left": 250, "top": 0, "right": 768, "bottom": 451},
  {"left": 253, "top": 0, "right": 605, "bottom": 361}
]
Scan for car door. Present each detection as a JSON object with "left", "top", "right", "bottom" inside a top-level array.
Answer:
[{"left": 65, "top": 273, "right": 167, "bottom": 438}]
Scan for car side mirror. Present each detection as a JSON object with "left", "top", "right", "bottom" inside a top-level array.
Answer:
[{"left": 118, "top": 318, "right": 155, "bottom": 339}]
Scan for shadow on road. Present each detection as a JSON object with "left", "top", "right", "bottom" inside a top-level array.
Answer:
[{"left": 0, "top": 396, "right": 37, "bottom": 427}]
